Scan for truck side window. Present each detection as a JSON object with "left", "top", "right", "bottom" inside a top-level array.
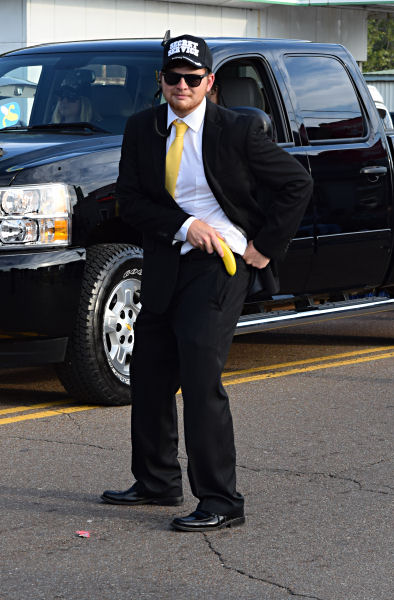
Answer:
[
  {"left": 284, "top": 56, "right": 366, "bottom": 141},
  {"left": 215, "top": 59, "right": 282, "bottom": 142}
]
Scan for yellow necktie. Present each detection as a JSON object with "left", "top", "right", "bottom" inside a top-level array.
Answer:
[{"left": 165, "top": 120, "right": 188, "bottom": 198}]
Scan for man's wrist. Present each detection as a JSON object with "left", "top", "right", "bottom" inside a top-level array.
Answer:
[{"left": 174, "top": 216, "right": 197, "bottom": 242}]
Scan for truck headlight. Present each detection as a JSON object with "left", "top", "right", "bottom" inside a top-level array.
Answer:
[{"left": 0, "top": 184, "right": 71, "bottom": 247}]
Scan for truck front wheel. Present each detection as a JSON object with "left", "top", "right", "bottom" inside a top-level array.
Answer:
[{"left": 56, "top": 244, "right": 142, "bottom": 405}]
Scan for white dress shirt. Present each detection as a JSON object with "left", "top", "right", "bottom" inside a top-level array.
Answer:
[{"left": 167, "top": 98, "right": 247, "bottom": 256}]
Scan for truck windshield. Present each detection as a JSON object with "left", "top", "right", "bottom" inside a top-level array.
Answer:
[{"left": 0, "top": 51, "right": 161, "bottom": 134}]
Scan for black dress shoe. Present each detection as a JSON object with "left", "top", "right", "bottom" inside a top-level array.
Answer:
[
  {"left": 101, "top": 486, "right": 183, "bottom": 506},
  {"left": 171, "top": 509, "right": 245, "bottom": 532}
]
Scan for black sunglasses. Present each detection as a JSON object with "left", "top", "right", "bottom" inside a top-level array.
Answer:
[
  {"left": 57, "top": 91, "right": 79, "bottom": 102},
  {"left": 162, "top": 71, "right": 209, "bottom": 88}
]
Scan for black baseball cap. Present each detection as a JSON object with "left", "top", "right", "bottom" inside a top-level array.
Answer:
[
  {"left": 162, "top": 34, "right": 213, "bottom": 71},
  {"left": 56, "top": 85, "right": 81, "bottom": 100}
]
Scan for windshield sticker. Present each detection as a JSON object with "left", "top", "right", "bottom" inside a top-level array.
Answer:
[{"left": 1, "top": 102, "right": 21, "bottom": 128}]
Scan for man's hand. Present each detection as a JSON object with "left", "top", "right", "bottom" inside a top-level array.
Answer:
[
  {"left": 243, "top": 241, "right": 270, "bottom": 269},
  {"left": 186, "top": 219, "right": 224, "bottom": 256}
]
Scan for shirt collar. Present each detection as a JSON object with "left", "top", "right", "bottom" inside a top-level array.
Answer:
[{"left": 167, "top": 97, "right": 206, "bottom": 133}]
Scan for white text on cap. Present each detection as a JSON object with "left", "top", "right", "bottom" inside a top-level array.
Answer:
[{"left": 168, "top": 40, "right": 200, "bottom": 58}]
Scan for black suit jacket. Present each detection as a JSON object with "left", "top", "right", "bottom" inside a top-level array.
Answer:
[{"left": 116, "top": 100, "right": 313, "bottom": 313}]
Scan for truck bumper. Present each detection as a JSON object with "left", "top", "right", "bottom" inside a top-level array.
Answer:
[{"left": 0, "top": 247, "right": 86, "bottom": 367}]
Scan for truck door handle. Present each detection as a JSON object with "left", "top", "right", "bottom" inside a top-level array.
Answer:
[{"left": 360, "top": 166, "right": 387, "bottom": 176}]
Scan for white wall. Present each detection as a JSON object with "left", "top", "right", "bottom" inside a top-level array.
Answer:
[
  {"left": 0, "top": 0, "right": 367, "bottom": 62},
  {"left": 262, "top": 5, "right": 367, "bottom": 61},
  {"left": 25, "top": 0, "right": 259, "bottom": 45},
  {"left": 0, "top": 0, "right": 26, "bottom": 55}
]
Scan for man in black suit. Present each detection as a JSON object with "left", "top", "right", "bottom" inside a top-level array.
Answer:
[{"left": 101, "top": 34, "right": 313, "bottom": 531}]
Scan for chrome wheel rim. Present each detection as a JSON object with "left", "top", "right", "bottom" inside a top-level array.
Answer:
[{"left": 102, "top": 277, "right": 141, "bottom": 384}]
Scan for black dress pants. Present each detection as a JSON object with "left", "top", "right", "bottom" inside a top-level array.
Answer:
[{"left": 130, "top": 251, "right": 250, "bottom": 516}]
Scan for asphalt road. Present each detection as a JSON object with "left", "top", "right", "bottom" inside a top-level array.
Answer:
[{"left": 0, "top": 308, "right": 393, "bottom": 600}]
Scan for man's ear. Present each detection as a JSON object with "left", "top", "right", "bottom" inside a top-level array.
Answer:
[{"left": 206, "top": 72, "right": 215, "bottom": 93}]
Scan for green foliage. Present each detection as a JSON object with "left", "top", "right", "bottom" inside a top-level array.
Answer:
[{"left": 364, "top": 16, "right": 394, "bottom": 72}]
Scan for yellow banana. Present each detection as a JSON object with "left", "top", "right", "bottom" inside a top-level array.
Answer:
[{"left": 217, "top": 238, "right": 237, "bottom": 276}]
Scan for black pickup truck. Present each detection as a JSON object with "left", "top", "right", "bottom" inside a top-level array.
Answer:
[{"left": 1, "top": 37, "right": 393, "bottom": 405}]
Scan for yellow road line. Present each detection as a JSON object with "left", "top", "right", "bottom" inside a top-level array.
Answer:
[
  {"left": 223, "top": 350, "right": 394, "bottom": 387},
  {"left": 2, "top": 347, "right": 394, "bottom": 424},
  {"left": 0, "top": 400, "right": 71, "bottom": 416},
  {"left": 0, "top": 405, "right": 99, "bottom": 426},
  {"left": 223, "top": 345, "right": 394, "bottom": 378}
]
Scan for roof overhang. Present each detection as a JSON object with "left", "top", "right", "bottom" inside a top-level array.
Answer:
[
  {"left": 173, "top": 0, "right": 394, "bottom": 10},
  {"left": 236, "top": 0, "right": 394, "bottom": 5}
]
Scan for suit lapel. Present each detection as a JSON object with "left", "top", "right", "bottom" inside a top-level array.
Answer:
[
  {"left": 150, "top": 103, "right": 168, "bottom": 190},
  {"left": 202, "top": 100, "right": 222, "bottom": 176},
  {"left": 203, "top": 101, "right": 226, "bottom": 203}
]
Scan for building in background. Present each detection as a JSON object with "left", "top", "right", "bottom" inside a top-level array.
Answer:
[
  {"left": 0, "top": 1, "right": 393, "bottom": 65},
  {"left": 364, "top": 69, "right": 394, "bottom": 112}
]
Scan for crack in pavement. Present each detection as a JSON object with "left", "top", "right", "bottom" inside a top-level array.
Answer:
[
  {"left": 236, "top": 464, "right": 394, "bottom": 495},
  {"left": 202, "top": 533, "right": 326, "bottom": 600},
  {"left": 236, "top": 463, "right": 362, "bottom": 488},
  {"left": 361, "top": 459, "right": 387, "bottom": 467},
  {"left": 359, "top": 488, "right": 394, "bottom": 496},
  {"left": 4, "top": 435, "right": 114, "bottom": 451},
  {"left": 64, "top": 411, "right": 83, "bottom": 432}
]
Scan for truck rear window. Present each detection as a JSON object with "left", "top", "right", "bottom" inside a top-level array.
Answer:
[{"left": 284, "top": 55, "right": 366, "bottom": 142}]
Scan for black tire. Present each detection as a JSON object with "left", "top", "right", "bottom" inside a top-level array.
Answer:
[{"left": 56, "top": 243, "right": 142, "bottom": 405}]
